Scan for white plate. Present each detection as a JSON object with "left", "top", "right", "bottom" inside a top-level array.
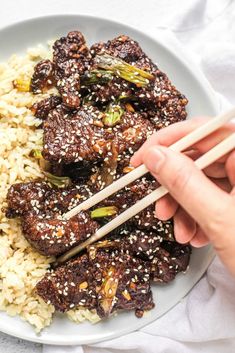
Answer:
[{"left": 0, "top": 14, "right": 218, "bottom": 345}]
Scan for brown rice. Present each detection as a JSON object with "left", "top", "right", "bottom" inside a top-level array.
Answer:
[{"left": 0, "top": 43, "right": 100, "bottom": 332}]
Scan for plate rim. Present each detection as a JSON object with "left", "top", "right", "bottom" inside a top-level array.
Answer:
[{"left": 0, "top": 14, "right": 218, "bottom": 345}]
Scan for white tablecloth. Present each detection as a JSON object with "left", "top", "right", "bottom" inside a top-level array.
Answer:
[{"left": 1, "top": 0, "right": 235, "bottom": 352}]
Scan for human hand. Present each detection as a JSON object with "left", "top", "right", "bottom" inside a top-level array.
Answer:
[{"left": 131, "top": 118, "right": 235, "bottom": 275}]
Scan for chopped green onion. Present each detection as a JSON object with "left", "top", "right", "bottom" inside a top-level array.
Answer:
[
  {"left": 82, "top": 93, "right": 95, "bottom": 106},
  {"left": 118, "top": 93, "right": 130, "bottom": 100},
  {"left": 103, "top": 104, "right": 124, "bottom": 127},
  {"left": 94, "top": 54, "right": 154, "bottom": 87},
  {"left": 91, "top": 206, "right": 118, "bottom": 219},
  {"left": 30, "top": 149, "right": 43, "bottom": 159},
  {"left": 100, "top": 267, "right": 119, "bottom": 315},
  {"left": 81, "top": 69, "right": 113, "bottom": 86},
  {"left": 43, "top": 172, "right": 71, "bottom": 188}
]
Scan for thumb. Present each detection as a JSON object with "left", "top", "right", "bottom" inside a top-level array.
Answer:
[{"left": 143, "top": 146, "right": 231, "bottom": 241}]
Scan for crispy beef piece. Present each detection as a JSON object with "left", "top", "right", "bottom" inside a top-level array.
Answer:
[
  {"left": 153, "top": 95, "right": 188, "bottom": 129},
  {"left": 131, "top": 204, "right": 174, "bottom": 240},
  {"left": 5, "top": 176, "right": 172, "bottom": 258},
  {"left": 6, "top": 181, "right": 51, "bottom": 218},
  {"left": 90, "top": 35, "right": 157, "bottom": 73},
  {"left": 30, "top": 59, "right": 55, "bottom": 94},
  {"left": 120, "top": 229, "right": 167, "bottom": 260},
  {"left": 5, "top": 181, "right": 94, "bottom": 218},
  {"left": 36, "top": 250, "right": 154, "bottom": 318},
  {"left": 42, "top": 183, "right": 94, "bottom": 215},
  {"left": 135, "top": 73, "right": 188, "bottom": 129},
  {"left": 36, "top": 253, "right": 97, "bottom": 311},
  {"left": 42, "top": 104, "right": 154, "bottom": 166},
  {"left": 22, "top": 211, "right": 98, "bottom": 256},
  {"left": 162, "top": 241, "right": 191, "bottom": 272},
  {"left": 150, "top": 241, "right": 191, "bottom": 283},
  {"left": 112, "top": 112, "right": 154, "bottom": 154},
  {"left": 42, "top": 105, "right": 105, "bottom": 164},
  {"left": 30, "top": 32, "right": 91, "bottom": 107},
  {"left": 31, "top": 96, "right": 62, "bottom": 120},
  {"left": 53, "top": 31, "right": 89, "bottom": 69},
  {"left": 53, "top": 31, "right": 91, "bottom": 108},
  {"left": 87, "top": 128, "right": 136, "bottom": 190},
  {"left": 5, "top": 181, "right": 97, "bottom": 256},
  {"left": 110, "top": 148, "right": 136, "bottom": 182},
  {"left": 87, "top": 112, "right": 154, "bottom": 189},
  {"left": 56, "top": 74, "right": 81, "bottom": 108},
  {"left": 99, "top": 177, "right": 174, "bottom": 239},
  {"left": 90, "top": 35, "right": 187, "bottom": 127},
  {"left": 100, "top": 176, "right": 158, "bottom": 211},
  {"left": 88, "top": 229, "right": 162, "bottom": 261},
  {"left": 88, "top": 35, "right": 157, "bottom": 106},
  {"left": 95, "top": 251, "right": 154, "bottom": 318},
  {"left": 88, "top": 231, "right": 191, "bottom": 283},
  {"left": 82, "top": 78, "right": 131, "bottom": 105}
]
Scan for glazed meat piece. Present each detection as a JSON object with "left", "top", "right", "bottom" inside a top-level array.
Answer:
[
  {"left": 5, "top": 175, "right": 173, "bottom": 258},
  {"left": 30, "top": 59, "right": 55, "bottom": 94},
  {"left": 81, "top": 77, "right": 131, "bottom": 105},
  {"left": 42, "top": 104, "right": 154, "bottom": 166},
  {"left": 84, "top": 35, "right": 148, "bottom": 105},
  {"left": 53, "top": 31, "right": 91, "bottom": 108},
  {"left": 42, "top": 105, "right": 105, "bottom": 164},
  {"left": 112, "top": 111, "right": 154, "bottom": 155},
  {"left": 162, "top": 241, "right": 192, "bottom": 273},
  {"left": 121, "top": 229, "right": 170, "bottom": 260},
  {"left": 131, "top": 205, "right": 174, "bottom": 240},
  {"left": 89, "top": 35, "right": 187, "bottom": 127},
  {"left": 30, "top": 31, "right": 91, "bottom": 108},
  {"left": 87, "top": 111, "right": 154, "bottom": 189},
  {"left": 90, "top": 34, "right": 157, "bottom": 73},
  {"left": 95, "top": 251, "right": 154, "bottom": 318},
  {"left": 53, "top": 31, "right": 89, "bottom": 73},
  {"left": 87, "top": 35, "right": 150, "bottom": 103},
  {"left": 36, "top": 253, "right": 96, "bottom": 311},
  {"left": 5, "top": 181, "right": 94, "bottom": 218},
  {"left": 88, "top": 229, "right": 163, "bottom": 261},
  {"left": 6, "top": 181, "right": 51, "bottom": 218},
  {"left": 88, "top": 232, "right": 191, "bottom": 283},
  {"left": 135, "top": 79, "right": 188, "bottom": 129},
  {"left": 5, "top": 181, "right": 98, "bottom": 256},
  {"left": 22, "top": 211, "right": 98, "bottom": 256},
  {"left": 85, "top": 120, "right": 154, "bottom": 190},
  {"left": 150, "top": 241, "right": 191, "bottom": 283},
  {"left": 98, "top": 177, "right": 174, "bottom": 239},
  {"left": 36, "top": 249, "right": 154, "bottom": 318},
  {"left": 31, "top": 96, "right": 62, "bottom": 120}
]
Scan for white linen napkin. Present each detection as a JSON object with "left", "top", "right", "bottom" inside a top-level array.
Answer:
[{"left": 43, "top": 1, "right": 235, "bottom": 352}]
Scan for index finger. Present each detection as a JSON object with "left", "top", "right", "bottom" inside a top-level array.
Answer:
[
  {"left": 131, "top": 117, "right": 235, "bottom": 167},
  {"left": 131, "top": 117, "right": 208, "bottom": 167}
]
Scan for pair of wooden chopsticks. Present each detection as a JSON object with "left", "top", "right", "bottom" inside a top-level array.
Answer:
[{"left": 56, "top": 108, "right": 235, "bottom": 265}]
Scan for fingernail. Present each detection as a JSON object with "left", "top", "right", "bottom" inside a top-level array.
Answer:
[{"left": 145, "top": 147, "right": 165, "bottom": 174}]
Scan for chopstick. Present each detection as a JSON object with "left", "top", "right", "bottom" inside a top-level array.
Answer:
[
  {"left": 64, "top": 107, "right": 235, "bottom": 220},
  {"left": 56, "top": 132, "right": 235, "bottom": 265}
]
